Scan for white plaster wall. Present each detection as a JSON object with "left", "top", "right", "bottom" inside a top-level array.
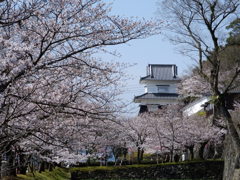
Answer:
[
  {"left": 147, "top": 104, "right": 159, "bottom": 112},
  {"left": 135, "top": 80, "right": 180, "bottom": 109},
  {"left": 145, "top": 83, "right": 178, "bottom": 93},
  {"left": 144, "top": 86, "right": 148, "bottom": 93},
  {"left": 183, "top": 97, "right": 210, "bottom": 117},
  {"left": 140, "top": 80, "right": 179, "bottom": 86},
  {"left": 138, "top": 98, "right": 178, "bottom": 105}
]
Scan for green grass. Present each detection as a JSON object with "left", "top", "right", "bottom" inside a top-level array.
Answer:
[
  {"left": 15, "top": 168, "right": 70, "bottom": 180},
  {"left": 70, "top": 164, "right": 148, "bottom": 172}
]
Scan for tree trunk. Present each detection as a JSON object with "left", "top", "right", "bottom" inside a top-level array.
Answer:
[
  {"left": 140, "top": 149, "right": 144, "bottom": 162},
  {"left": 136, "top": 147, "right": 144, "bottom": 164},
  {"left": 222, "top": 104, "right": 240, "bottom": 180},
  {"left": 18, "top": 153, "right": 27, "bottom": 175},
  {"left": 210, "top": 96, "right": 240, "bottom": 180},
  {"left": 198, "top": 141, "right": 208, "bottom": 160},
  {"left": 223, "top": 133, "right": 240, "bottom": 180},
  {"left": 48, "top": 163, "right": 54, "bottom": 171},
  {"left": 19, "top": 164, "right": 27, "bottom": 175},
  {"left": 204, "top": 141, "right": 215, "bottom": 159},
  {"left": 39, "top": 161, "right": 45, "bottom": 173},
  {"left": 0, "top": 153, "right": 2, "bottom": 179},
  {"left": 170, "top": 150, "right": 173, "bottom": 162},
  {"left": 188, "top": 145, "right": 194, "bottom": 160},
  {"left": 123, "top": 147, "right": 128, "bottom": 161},
  {"left": 137, "top": 147, "right": 141, "bottom": 164},
  {"left": 1, "top": 150, "right": 17, "bottom": 177}
]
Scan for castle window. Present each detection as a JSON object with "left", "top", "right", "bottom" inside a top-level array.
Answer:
[{"left": 157, "top": 85, "right": 169, "bottom": 92}]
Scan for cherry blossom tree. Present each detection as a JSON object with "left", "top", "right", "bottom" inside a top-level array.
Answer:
[
  {"left": 178, "top": 70, "right": 211, "bottom": 98},
  {"left": 147, "top": 105, "right": 183, "bottom": 162},
  {"left": 122, "top": 115, "right": 152, "bottom": 163},
  {"left": 160, "top": 1, "right": 240, "bottom": 178},
  {"left": 0, "top": 0, "right": 160, "bottom": 177},
  {"left": 145, "top": 104, "right": 225, "bottom": 162},
  {"left": 18, "top": 118, "right": 102, "bottom": 171},
  {"left": 0, "top": 0, "right": 41, "bottom": 28},
  {"left": 182, "top": 114, "right": 226, "bottom": 160}
]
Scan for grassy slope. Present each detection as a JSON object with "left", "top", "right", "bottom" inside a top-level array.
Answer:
[{"left": 15, "top": 168, "right": 70, "bottom": 180}]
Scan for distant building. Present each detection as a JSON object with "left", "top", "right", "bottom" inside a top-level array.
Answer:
[
  {"left": 182, "top": 96, "right": 211, "bottom": 117},
  {"left": 134, "top": 64, "right": 181, "bottom": 113},
  {"left": 183, "top": 87, "right": 240, "bottom": 117}
]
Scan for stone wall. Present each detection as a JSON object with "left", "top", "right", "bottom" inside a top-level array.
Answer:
[{"left": 71, "top": 161, "right": 223, "bottom": 180}]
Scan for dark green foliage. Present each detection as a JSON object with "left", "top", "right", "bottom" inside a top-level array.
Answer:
[
  {"left": 13, "top": 161, "right": 223, "bottom": 180},
  {"left": 226, "top": 18, "right": 240, "bottom": 45},
  {"left": 71, "top": 160, "right": 224, "bottom": 180}
]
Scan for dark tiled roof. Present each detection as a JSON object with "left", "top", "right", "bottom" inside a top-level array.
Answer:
[
  {"left": 134, "top": 93, "right": 179, "bottom": 101},
  {"left": 140, "top": 64, "right": 181, "bottom": 81}
]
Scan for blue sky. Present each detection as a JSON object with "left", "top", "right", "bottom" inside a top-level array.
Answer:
[{"left": 103, "top": 0, "right": 194, "bottom": 115}]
